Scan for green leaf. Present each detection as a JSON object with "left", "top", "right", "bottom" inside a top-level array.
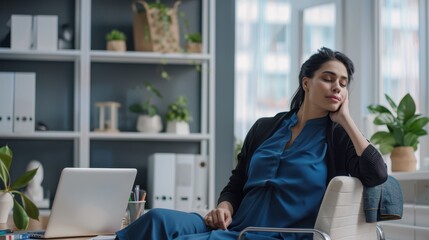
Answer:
[
  {"left": 0, "top": 145, "right": 13, "bottom": 169},
  {"left": 10, "top": 168, "right": 38, "bottom": 190},
  {"left": 370, "top": 131, "right": 395, "bottom": 145},
  {"left": 367, "top": 104, "right": 392, "bottom": 115},
  {"left": 392, "top": 127, "right": 404, "bottom": 146},
  {"left": 408, "top": 117, "right": 429, "bottom": 133},
  {"left": 12, "top": 197, "right": 29, "bottom": 230},
  {"left": 379, "top": 144, "right": 394, "bottom": 155},
  {"left": 0, "top": 158, "right": 9, "bottom": 189},
  {"left": 384, "top": 94, "right": 397, "bottom": 111},
  {"left": 18, "top": 192, "right": 40, "bottom": 220},
  {"left": 373, "top": 113, "right": 395, "bottom": 125},
  {"left": 404, "top": 132, "right": 419, "bottom": 147},
  {"left": 397, "top": 94, "right": 415, "bottom": 123}
]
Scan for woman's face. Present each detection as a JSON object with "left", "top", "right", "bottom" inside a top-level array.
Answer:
[{"left": 302, "top": 60, "right": 349, "bottom": 113}]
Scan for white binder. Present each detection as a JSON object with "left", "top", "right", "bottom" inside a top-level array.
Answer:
[
  {"left": 13, "top": 72, "right": 36, "bottom": 132},
  {"left": 11, "top": 15, "right": 33, "bottom": 50},
  {"left": 147, "top": 153, "right": 176, "bottom": 209},
  {"left": 193, "top": 155, "right": 208, "bottom": 211},
  {"left": 0, "top": 72, "right": 15, "bottom": 133},
  {"left": 33, "top": 15, "right": 58, "bottom": 50},
  {"left": 175, "top": 154, "right": 195, "bottom": 211}
]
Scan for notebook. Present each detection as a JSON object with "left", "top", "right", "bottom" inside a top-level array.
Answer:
[{"left": 28, "top": 167, "right": 137, "bottom": 239}]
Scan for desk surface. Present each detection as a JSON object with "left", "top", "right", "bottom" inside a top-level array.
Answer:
[{"left": 5, "top": 213, "right": 114, "bottom": 240}]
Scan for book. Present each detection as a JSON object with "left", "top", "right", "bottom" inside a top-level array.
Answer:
[{"left": 0, "top": 232, "right": 32, "bottom": 240}]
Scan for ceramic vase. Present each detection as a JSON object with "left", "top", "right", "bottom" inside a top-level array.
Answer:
[
  {"left": 166, "top": 121, "right": 190, "bottom": 135},
  {"left": 0, "top": 192, "right": 13, "bottom": 224},
  {"left": 137, "top": 115, "right": 162, "bottom": 133},
  {"left": 390, "top": 146, "right": 417, "bottom": 172}
]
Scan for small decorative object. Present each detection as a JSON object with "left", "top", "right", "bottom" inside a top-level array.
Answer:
[
  {"left": 166, "top": 96, "right": 191, "bottom": 134},
  {"left": 24, "top": 160, "right": 49, "bottom": 209},
  {"left": 129, "top": 83, "right": 163, "bottom": 133},
  {"left": 0, "top": 145, "right": 39, "bottom": 230},
  {"left": 132, "top": 1, "right": 181, "bottom": 52},
  {"left": 36, "top": 121, "right": 48, "bottom": 131},
  {"left": 368, "top": 93, "right": 429, "bottom": 172},
  {"left": 58, "top": 24, "right": 73, "bottom": 49},
  {"left": 185, "top": 32, "right": 202, "bottom": 53},
  {"left": 106, "top": 29, "right": 127, "bottom": 52},
  {"left": 95, "top": 101, "right": 121, "bottom": 133}
]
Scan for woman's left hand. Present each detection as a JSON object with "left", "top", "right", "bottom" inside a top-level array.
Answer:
[{"left": 329, "top": 92, "right": 350, "bottom": 125}]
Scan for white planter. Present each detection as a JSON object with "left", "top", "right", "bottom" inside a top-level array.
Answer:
[
  {"left": 166, "top": 121, "right": 190, "bottom": 135},
  {"left": 0, "top": 192, "right": 13, "bottom": 223},
  {"left": 137, "top": 115, "right": 162, "bottom": 133}
]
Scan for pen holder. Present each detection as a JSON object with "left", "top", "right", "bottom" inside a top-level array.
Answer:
[{"left": 127, "top": 201, "right": 146, "bottom": 223}]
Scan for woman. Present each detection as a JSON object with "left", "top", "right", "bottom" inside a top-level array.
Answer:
[{"left": 116, "top": 47, "right": 388, "bottom": 240}]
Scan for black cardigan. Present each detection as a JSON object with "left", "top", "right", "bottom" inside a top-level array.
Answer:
[{"left": 218, "top": 110, "right": 388, "bottom": 214}]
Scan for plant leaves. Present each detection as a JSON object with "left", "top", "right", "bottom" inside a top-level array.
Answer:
[
  {"left": 12, "top": 197, "right": 29, "bottom": 230},
  {"left": 373, "top": 113, "right": 395, "bottom": 125},
  {"left": 408, "top": 117, "right": 429, "bottom": 133},
  {"left": 18, "top": 192, "right": 40, "bottom": 220},
  {"left": 397, "top": 94, "right": 415, "bottom": 124},
  {"left": 385, "top": 94, "right": 397, "bottom": 111},
  {"left": 404, "top": 132, "right": 419, "bottom": 147},
  {"left": 0, "top": 145, "right": 13, "bottom": 169},
  {"left": 379, "top": 144, "right": 394, "bottom": 155},
  {"left": 0, "top": 158, "right": 9, "bottom": 189},
  {"left": 392, "top": 127, "right": 404, "bottom": 146},
  {"left": 370, "top": 131, "right": 395, "bottom": 145},
  {"left": 367, "top": 104, "right": 392, "bottom": 115},
  {"left": 10, "top": 168, "right": 38, "bottom": 190}
]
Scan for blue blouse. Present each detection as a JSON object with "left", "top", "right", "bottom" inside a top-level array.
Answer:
[{"left": 229, "top": 113, "right": 328, "bottom": 238}]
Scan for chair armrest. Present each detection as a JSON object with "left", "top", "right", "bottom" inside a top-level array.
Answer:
[
  {"left": 238, "top": 226, "right": 331, "bottom": 240},
  {"left": 376, "top": 224, "right": 386, "bottom": 240}
]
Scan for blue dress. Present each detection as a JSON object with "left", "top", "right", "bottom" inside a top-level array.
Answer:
[{"left": 116, "top": 113, "right": 328, "bottom": 240}]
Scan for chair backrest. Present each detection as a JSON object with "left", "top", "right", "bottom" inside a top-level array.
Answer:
[{"left": 314, "top": 176, "right": 377, "bottom": 240}]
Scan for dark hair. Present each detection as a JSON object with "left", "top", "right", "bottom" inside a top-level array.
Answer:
[{"left": 290, "top": 47, "right": 355, "bottom": 110}]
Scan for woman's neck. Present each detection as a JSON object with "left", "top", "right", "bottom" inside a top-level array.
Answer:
[{"left": 297, "top": 102, "right": 328, "bottom": 125}]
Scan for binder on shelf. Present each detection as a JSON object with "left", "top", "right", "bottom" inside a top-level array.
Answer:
[
  {"left": 13, "top": 72, "right": 36, "bottom": 133},
  {"left": 0, "top": 72, "right": 14, "bottom": 133},
  {"left": 147, "top": 153, "right": 176, "bottom": 209},
  {"left": 175, "top": 154, "right": 195, "bottom": 211},
  {"left": 10, "top": 15, "right": 32, "bottom": 50},
  {"left": 33, "top": 15, "right": 58, "bottom": 50},
  {"left": 193, "top": 155, "right": 208, "bottom": 211}
]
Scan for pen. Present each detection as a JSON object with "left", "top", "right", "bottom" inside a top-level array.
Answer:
[
  {"left": 140, "top": 190, "right": 146, "bottom": 201},
  {"left": 134, "top": 185, "right": 140, "bottom": 202}
]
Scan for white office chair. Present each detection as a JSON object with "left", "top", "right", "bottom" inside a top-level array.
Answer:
[{"left": 238, "top": 176, "right": 385, "bottom": 240}]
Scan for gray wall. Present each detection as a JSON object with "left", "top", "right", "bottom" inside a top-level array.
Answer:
[{"left": 215, "top": 0, "right": 235, "bottom": 201}]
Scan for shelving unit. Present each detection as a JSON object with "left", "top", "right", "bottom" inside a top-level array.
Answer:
[
  {"left": 379, "top": 171, "right": 429, "bottom": 240},
  {"left": 0, "top": 0, "right": 216, "bottom": 210}
]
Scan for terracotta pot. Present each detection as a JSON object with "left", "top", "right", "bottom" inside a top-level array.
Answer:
[
  {"left": 0, "top": 192, "right": 13, "bottom": 224},
  {"left": 390, "top": 146, "right": 417, "bottom": 172},
  {"left": 107, "top": 40, "right": 126, "bottom": 52},
  {"left": 186, "top": 42, "right": 202, "bottom": 53}
]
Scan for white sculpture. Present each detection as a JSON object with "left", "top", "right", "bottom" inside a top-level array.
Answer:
[{"left": 25, "top": 160, "right": 44, "bottom": 203}]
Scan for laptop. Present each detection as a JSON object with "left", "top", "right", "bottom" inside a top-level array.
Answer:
[{"left": 29, "top": 167, "right": 137, "bottom": 238}]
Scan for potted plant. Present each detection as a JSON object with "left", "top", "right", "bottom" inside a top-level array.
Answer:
[
  {"left": 165, "top": 96, "right": 192, "bottom": 134},
  {"left": 0, "top": 145, "right": 39, "bottom": 230},
  {"left": 106, "top": 29, "right": 127, "bottom": 52},
  {"left": 368, "top": 93, "right": 429, "bottom": 172},
  {"left": 129, "top": 83, "right": 163, "bottom": 133},
  {"left": 185, "top": 32, "right": 202, "bottom": 53}
]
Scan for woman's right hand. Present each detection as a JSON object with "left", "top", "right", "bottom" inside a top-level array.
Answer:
[{"left": 204, "top": 201, "right": 233, "bottom": 230}]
